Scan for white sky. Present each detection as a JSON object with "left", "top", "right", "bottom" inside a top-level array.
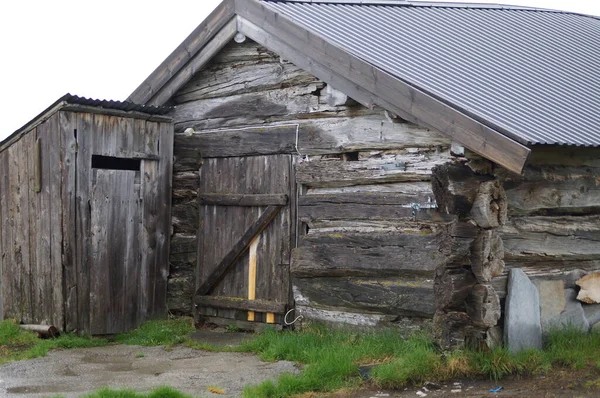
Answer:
[{"left": 1, "top": 0, "right": 599, "bottom": 140}]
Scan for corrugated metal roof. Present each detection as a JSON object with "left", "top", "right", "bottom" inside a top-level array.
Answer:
[
  {"left": 59, "top": 93, "right": 173, "bottom": 115},
  {"left": 264, "top": 0, "right": 600, "bottom": 147},
  {"left": 1, "top": 94, "right": 173, "bottom": 151}
]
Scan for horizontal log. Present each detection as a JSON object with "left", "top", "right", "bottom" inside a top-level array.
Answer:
[
  {"left": 491, "top": 264, "right": 600, "bottom": 299},
  {"left": 298, "top": 193, "right": 450, "bottom": 223},
  {"left": 174, "top": 56, "right": 318, "bottom": 103},
  {"left": 173, "top": 171, "right": 200, "bottom": 197},
  {"left": 292, "top": 231, "right": 447, "bottom": 277},
  {"left": 174, "top": 113, "right": 448, "bottom": 160},
  {"left": 307, "top": 181, "right": 434, "bottom": 195},
  {"left": 199, "top": 193, "right": 288, "bottom": 206},
  {"left": 200, "top": 316, "right": 283, "bottom": 332},
  {"left": 174, "top": 84, "right": 338, "bottom": 131},
  {"left": 167, "top": 270, "right": 195, "bottom": 316},
  {"left": 172, "top": 198, "right": 198, "bottom": 234},
  {"left": 20, "top": 324, "right": 59, "bottom": 338},
  {"left": 501, "top": 215, "right": 600, "bottom": 262},
  {"left": 296, "top": 151, "right": 451, "bottom": 188},
  {"left": 295, "top": 305, "right": 399, "bottom": 328},
  {"left": 195, "top": 296, "right": 287, "bottom": 313},
  {"left": 293, "top": 276, "right": 436, "bottom": 317},
  {"left": 497, "top": 165, "right": 600, "bottom": 216},
  {"left": 305, "top": 219, "right": 456, "bottom": 234}
]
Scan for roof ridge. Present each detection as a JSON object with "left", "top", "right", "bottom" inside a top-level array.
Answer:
[{"left": 262, "top": 0, "right": 600, "bottom": 19}]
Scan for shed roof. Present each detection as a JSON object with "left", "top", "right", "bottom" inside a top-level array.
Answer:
[
  {"left": 0, "top": 94, "right": 173, "bottom": 152},
  {"left": 128, "top": 0, "right": 600, "bottom": 173}
]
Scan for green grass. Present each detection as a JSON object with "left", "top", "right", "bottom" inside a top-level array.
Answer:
[
  {"left": 114, "top": 318, "right": 195, "bottom": 347},
  {"left": 3, "top": 317, "right": 600, "bottom": 398},
  {"left": 82, "top": 386, "right": 192, "bottom": 398},
  {"left": 240, "top": 326, "right": 600, "bottom": 397},
  {"left": 0, "top": 319, "right": 109, "bottom": 364}
]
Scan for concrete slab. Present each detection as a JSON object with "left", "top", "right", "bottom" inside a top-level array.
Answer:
[{"left": 0, "top": 345, "right": 298, "bottom": 398}]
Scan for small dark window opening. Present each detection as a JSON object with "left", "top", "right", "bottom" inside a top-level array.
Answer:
[
  {"left": 92, "top": 155, "right": 141, "bottom": 171},
  {"left": 342, "top": 151, "right": 359, "bottom": 161}
]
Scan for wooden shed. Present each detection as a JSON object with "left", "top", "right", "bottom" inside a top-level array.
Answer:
[{"left": 0, "top": 94, "right": 174, "bottom": 335}]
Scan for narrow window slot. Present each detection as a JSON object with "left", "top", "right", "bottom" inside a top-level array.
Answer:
[{"left": 92, "top": 155, "right": 141, "bottom": 171}]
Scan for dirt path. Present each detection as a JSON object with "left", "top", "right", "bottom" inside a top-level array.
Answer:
[{"left": 0, "top": 345, "right": 298, "bottom": 397}]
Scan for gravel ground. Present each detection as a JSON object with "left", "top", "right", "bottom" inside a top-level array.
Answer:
[{"left": 0, "top": 344, "right": 298, "bottom": 397}]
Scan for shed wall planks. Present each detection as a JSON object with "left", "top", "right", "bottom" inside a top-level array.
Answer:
[{"left": 0, "top": 109, "right": 173, "bottom": 334}]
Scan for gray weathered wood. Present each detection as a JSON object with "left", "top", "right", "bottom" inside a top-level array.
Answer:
[
  {"left": 196, "top": 205, "right": 282, "bottom": 296},
  {"left": 292, "top": 231, "right": 448, "bottom": 278},
  {"left": 435, "top": 268, "right": 476, "bottom": 311},
  {"left": 293, "top": 276, "right": 436, "bottom": 317},
  {"left": 195, "top": 296, "right": 287, "bottom": 313},
  {"left": 471, "top": 229, "right": 505, "bottom": 283},
  {"left": 235, "top": 5, "right": 530, "bottom": 173},
  {"left": 466, "top": 284, "right": 501, "bottom": 328},
  {"left": 199, "top": 193, "right": 288, "bottom": 206},
  {"left": 296, "top": 151, "right": 452, "bottom": 188},
  {"left": 470, "top": 180, "right": 507, "bottom": 229}
]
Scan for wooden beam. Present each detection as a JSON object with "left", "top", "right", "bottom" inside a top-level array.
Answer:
[
  {"left": 199, "top": 193, "right": 288, "bottom": 206},
  {"left": 196, "top": 296, "right": 286, "bottom": 313},
  {"left": 128, "top": 0, "right": 236, "bottom": 104},
  {"left": 247, "top": 235, "right": 260, "bottom": 322},
  {"left": 235, "top": 5, "right": 531, "bottom": 174},
  {"left": 148, "top": 17, "right": 238, "bottom": 106},
  {"left": 195, "top": 205, "right": 282, "bottom": 296}
]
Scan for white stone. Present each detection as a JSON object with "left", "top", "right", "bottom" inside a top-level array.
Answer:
[{"left": 504, "top": 269, "right": 542, "bottom": 352}]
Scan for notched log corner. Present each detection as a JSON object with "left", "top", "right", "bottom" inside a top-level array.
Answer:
[
  {"left": 465, "top": 284, "right": 501, "bottom": 328},
  {"left": 470, "top": 180, "right": 508, "bottom": 229},
  {"left": 471, "top": 229, "right": 505, "bottom": 283}
]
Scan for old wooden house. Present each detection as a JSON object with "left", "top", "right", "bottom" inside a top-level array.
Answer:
[
  {"left": 0, "top": 95, "right": 173, "bottom": 335},
  {"left": 3, "top": 0, "right": 600, "bottom": 344}
]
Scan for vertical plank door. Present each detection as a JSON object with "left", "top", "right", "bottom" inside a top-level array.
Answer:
[
  {"left": 195, "top": 154, "right": 293, "bottom": 327},
  {"left": 89, "top": 169, "right": 141, "bottom": 335}
]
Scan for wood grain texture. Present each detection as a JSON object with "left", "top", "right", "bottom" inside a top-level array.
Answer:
[
  {"left": 293, "top": 276, "right": 436, "bottom": 318},
  {"left": 292, "top": 231, "right": 448, "bottom": 278},
  {"left": 296, "top": 150, "right": 452, "bottom": 188}
]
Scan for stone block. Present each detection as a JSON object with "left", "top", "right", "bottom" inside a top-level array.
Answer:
[
  {"left": 583, "top": 303, "right": 600, "bottom": 326},
  {"left": 504, "top": 268, "right": 542, "bottom": 353},
  {"left": 576, "top": 272, "right": 600, "bottom": 304}
]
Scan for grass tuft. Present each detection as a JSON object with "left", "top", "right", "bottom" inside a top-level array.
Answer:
[
  {"left": 114, "top": 318, "right": 195, "bottom": 347},
  {"left": 0, "top": 319, "right": 108, "bottom": 364}
]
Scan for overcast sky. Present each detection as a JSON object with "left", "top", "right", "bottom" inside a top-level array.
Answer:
[{"left": 1, "top": 0, "right": 599, "bottom": 140}]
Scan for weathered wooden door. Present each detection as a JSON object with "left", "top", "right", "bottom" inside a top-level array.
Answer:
[
  {"left": 195, "top": 155, "right": 294, "bottom": 327},
  {"left": 89, "top": 169, "right": 142, "bottom": 335}
]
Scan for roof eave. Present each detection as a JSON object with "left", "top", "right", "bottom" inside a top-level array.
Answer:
[{"left": 127, "top": 0, "right": 236, "bottom": 105}]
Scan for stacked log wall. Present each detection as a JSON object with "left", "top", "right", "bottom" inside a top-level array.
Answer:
[
  {"left": 495, "top": 148, "right": 600, "bottom": 299},
  {"left": 168, "top": 39, "right": 454, "bottom": 323},
  {"left": 432, "top": 148, "right": 600, "bottom": 348}
]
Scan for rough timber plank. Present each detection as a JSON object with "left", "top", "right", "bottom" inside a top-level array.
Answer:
[
  {"left": 173, "top": 114, "right": 449, "bottom": 161},
  {"left": 296, "top": 151, "right": 452, "bottom": 188},
  {"left": 497, "top": 165, "right": 600, "bottom": 216},
  {"left": 292, "top": 231, "right": 447, "bottom": 278},
  {"left": 500, "top": 215, "right": 600, "bottom": 263},
  {"left": 293, "top": 276, "right": 436, "bottom": 318},
  {"left": 298, "top": 192, "right": 439, "bottom": 223},
  {"left": 199, "top": 193, "right": 288, "bottom": 206},
  {"left": 196, "top": 296, "right": 286, "bottom": 313},
  {"left": 174, "top": 45, "right": 318, "bottom": 103},
  {"left": 75, "top": 112, "right": 93, "bottom": 333},
  {"left": 235, "top": 5, "right": 530, "bottom": 173},
  {"left": 60, "top": 112, "right": 78, "bottom": 331}
]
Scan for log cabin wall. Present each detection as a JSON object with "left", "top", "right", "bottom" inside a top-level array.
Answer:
[
  {"left": 432, "top": 148, "right": 600, "bottom": 348},
  {"left": 169, "top": 39, "right": 456, "bottom": 328}
]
